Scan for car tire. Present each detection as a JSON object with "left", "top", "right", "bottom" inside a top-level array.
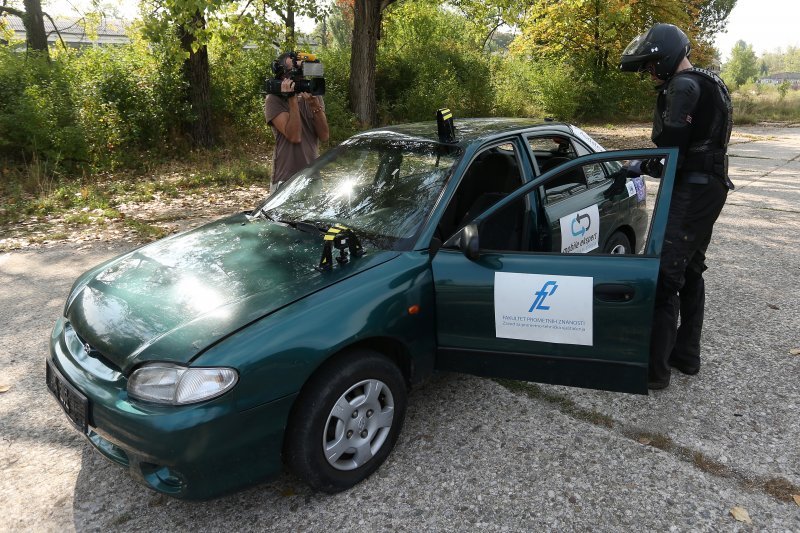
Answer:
[
  {"left": 604, "top": 231, "right": 632, "bottom": 254},
  {"left": 284, "top": 350, "right": 407, "bottom": 493}
]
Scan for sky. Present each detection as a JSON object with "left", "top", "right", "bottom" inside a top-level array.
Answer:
[
  {"left": 39, "top": 0, "right": 800, "bottom": 62},
  {"left": 712, "top": 0, "right": 800, "bottom": 60}
]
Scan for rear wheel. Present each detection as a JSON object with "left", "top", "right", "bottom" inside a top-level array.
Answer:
[
  {"left": 604, "top": 231, "right": 632, "bottom": 254},
  {"left": 284, "top": 350, "right": 407, "bottom": 492}
]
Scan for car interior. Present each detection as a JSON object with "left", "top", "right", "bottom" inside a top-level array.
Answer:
[
  {"left": 529, "top": 137, "right": 590, "bottom": 205},
  {"left": 436, "top": 144, "right": 527, "bottom": 251}
]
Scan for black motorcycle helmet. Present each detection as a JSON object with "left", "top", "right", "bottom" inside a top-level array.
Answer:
[{"left": 619, "top": 23, "right": 691, "bottom": 81}]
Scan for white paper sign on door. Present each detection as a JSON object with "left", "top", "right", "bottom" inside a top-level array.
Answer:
[
  {"left": 559, "top": 204, "right": 600, "bottom": 254},
  {"left": 494, "top": 272, "right": 593, "bottom": 346}
]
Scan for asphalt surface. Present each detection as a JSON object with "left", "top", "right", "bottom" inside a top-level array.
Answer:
[{"left": 1, "top": 126, "right": 798, "bottom": 531}]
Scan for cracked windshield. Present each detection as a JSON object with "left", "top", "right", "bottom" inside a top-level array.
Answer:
[{"left": 260, "top": 138, "right": 462, "bottom": 247}]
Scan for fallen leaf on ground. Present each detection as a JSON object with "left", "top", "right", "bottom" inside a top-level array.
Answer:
[
  {"left": 730, "top": 507, "right": 752, "bottom": 524},
  {"left": 793, "top": 494, "right": 800, "bottom": 506},
  {"left": 766, "top": 303, "right": 779, "bottom": 309},
  {"left": 0, "top": 384, "right": 10, "bottom": 393},
  {"left": 789, "top": 348, "right": 800, "bottom": 356}
]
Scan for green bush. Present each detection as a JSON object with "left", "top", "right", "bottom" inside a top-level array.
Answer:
[
  {"left": 313, "top": 45, "right": 359, "bottom": 144},
  {"left": 377, "top": 2, "right": 494, "bottom": 123},
  {"left": 0, "top": 48, "right": 86, "bottom": 166},
  {"left": 209, "top": 37, "right": 274, "bottom": 137},
  {"left": 491, "top": 59, "right": 544, "bottom": 118},
  {"left": 0, "top": 36, "right": 186, "bottom": 175}
]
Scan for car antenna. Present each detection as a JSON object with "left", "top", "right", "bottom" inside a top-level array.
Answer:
[
  {"left": 317, "top": 224, "right": 365, "bottom": 272},
  {"left": 437, "top": 108, "right": 457, "bottom": 144}
]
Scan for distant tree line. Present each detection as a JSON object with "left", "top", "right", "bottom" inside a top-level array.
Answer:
[{"left": 721, "top": 41, "right": 800, "bottom": 89}]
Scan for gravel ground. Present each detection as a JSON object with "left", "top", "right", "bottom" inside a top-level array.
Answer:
[{"left": 0, "top": 125, "right": 798, "bottom": 531}]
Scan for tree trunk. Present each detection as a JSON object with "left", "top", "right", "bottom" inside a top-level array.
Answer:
[
  {"left": 178, "top": 13, "right": 214, "bottom": 148},
  {"left": 23, "top": 0, "right": 48, "bottom": 53},
  {"left": 286, "top": 1, "right": 295, "bottom": 48},
  {"left": 349, "top": 0, "right": 392, "bottom": 128}
]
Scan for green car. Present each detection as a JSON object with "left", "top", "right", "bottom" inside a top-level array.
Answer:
[{"left": 47, "top": 117, "right": 677, "bottom": 499}]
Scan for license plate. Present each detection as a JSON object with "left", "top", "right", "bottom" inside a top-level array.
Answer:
[{"left": 46, "top": 359, "right": 89, "bottom": 433}]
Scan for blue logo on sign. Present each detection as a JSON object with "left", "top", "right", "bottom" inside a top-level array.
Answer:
[
  {"left": 529, "top": 281, "right": 558, "bottom": 313},
  {"left": 571, "top": 212, "right": 591, "bottom": 237}
]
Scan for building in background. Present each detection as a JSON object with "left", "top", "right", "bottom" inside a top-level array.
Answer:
[
  {"left": 758, "top": 72, "right": 800, "bottom": 88},
  {"left": 1, "top": 15, "right": 129, "bottom": 47}
]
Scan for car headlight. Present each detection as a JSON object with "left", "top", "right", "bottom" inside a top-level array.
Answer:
[{"left": 128, "top": 363, "right": 238, "bottom": 405}]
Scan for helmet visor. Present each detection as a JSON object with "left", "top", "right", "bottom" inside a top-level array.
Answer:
[
  {"left": 620, "top": 31, "right": 658, "bottom": 72},
  {"left": 622, "top": 33, "right": 647, "bottom": 56}
]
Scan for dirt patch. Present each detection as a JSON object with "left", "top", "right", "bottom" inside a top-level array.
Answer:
[{"left": 0, "top": 184, "right": 269, "bottom": 252}]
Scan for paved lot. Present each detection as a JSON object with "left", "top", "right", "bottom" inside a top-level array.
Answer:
[{"left": 1, "top": 126, "right": 798, "bottom": 531}]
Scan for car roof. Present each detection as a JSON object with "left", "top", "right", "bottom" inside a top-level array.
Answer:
[{"left": 353, "top": 118, "right": 574, "bottom": 148}]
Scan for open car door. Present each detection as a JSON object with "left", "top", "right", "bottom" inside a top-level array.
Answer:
[{"left": 431, "top": 148, "right": 677, "bottom": 395}]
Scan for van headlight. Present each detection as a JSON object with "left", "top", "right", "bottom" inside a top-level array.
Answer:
[{"left": 128, "top": 363, "right": 238, "bottom": 405}]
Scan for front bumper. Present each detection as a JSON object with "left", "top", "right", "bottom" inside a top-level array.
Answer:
[{"left": 48, "top": 317, "right": 297, "bottom": 500}]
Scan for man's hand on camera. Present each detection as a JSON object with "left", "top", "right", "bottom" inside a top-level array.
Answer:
[
  {"left": 302, "top": 93, "right": 323, "bottom": 114},
  {"left": 281, "top": 78, "right": 295, "bottom": 96}
]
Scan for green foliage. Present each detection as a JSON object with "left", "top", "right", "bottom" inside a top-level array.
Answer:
[
  {"left": 0, "top": 48, "right": 85, "bottom": 166},
  {"left": 0, "top": 31, "right": 189, "bottom": 175},
  {"left": 208, "top": 27, "right": 277, "bottom": 137},
  {"left": 313, "top": 45, "right": 359, "bottom": 143},
  {"left": 759, "top": 46, "right": 800, "bottom": 75},
  {"left": 731, "top": 82, "right": 800, "bottom": 124},
  {"left": 65, "top": 42, "right": 184, "bottom": 168},
  {"left": 490, "top": 59, "right": 544, "bottom": 118},
  {"left": 1, "top": 0, "right": 740, "bottom": 197},
  {"left": 722, "top": 40, "right": 760, "bottom": 89},
  {"left": 377, "top": 1, "right": 494, "bottom": 122},
  {"left": 778, "top": 81, "right": 790, "bottom": 101}
]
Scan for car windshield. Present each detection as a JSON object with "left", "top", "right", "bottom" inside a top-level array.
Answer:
[{"left": 259, "top": 137, "right": 462, "bottom": 249}]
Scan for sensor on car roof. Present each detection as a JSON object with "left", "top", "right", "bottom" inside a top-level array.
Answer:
[{"left": 437, "top": 108, "right": 457, "bottom": 143}]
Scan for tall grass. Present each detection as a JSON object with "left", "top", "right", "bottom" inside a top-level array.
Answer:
[{"left": 732, "top": 83, "right": 800, "bottom": 124}]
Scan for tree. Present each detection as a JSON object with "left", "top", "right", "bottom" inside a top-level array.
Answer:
[
  {"left": 512, "top": 0, "right": 737, "bottom": 73},
  {"left": 723, "top": 40, "right": 758, "bottom": 88},
  {"left": 142, "top": 0, "right": 232, "bottom": 148},
  {"left": 349, "top": 0, "right": 400, "bottom": 127},
  {"left": 248, "top": 0, "right": 323, "bottom": 49},
  {"left": 760, "top": 46, "right": 800, "bottom": 75},
  {"left": 0, "top": 0, "right": 54, "bottom": 58},
  {"left": 450, "top": 0, "right": 526, "bottom": 52},
  {"left": 324, "top": 0, "right": 354, "bottom": 48}
]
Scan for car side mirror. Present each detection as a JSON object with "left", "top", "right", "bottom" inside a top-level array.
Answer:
[{"left": 460, "top": 223, "right": 480, "bottom": 261}]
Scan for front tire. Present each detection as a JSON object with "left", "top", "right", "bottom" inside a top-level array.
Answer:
[
  {"left": 604, "top": 231, "right": 632, "bottom": 254},
  {"left": 284, "top": 350, "right": 408, "bottom": 492}
]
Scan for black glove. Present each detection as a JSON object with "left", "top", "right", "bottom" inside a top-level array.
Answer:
[
  {"left": 627, "top": 158, "right": 664, "bottom": 178},
  {"left": 604, "top": 169, "right": 628, "bottom": 199}
]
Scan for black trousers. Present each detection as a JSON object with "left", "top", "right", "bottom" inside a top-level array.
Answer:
[{"left": 650, "top": 177, "right": 728, "bottom": 383}]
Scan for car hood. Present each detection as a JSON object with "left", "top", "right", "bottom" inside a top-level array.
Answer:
[{"left": 65, "top": 213, "right": 398, "bottom": 373}]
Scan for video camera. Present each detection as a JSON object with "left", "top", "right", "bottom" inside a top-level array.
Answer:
[{"left": 263, "top": 51, "right": 326, "bottom": 96}]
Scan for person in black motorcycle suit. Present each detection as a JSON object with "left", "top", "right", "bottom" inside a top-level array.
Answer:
[{"left": 620, "top": 23, "right": 735, "bottom": 390}]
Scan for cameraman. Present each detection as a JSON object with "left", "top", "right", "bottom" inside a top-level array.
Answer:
[{"left": 264, "top": 52, "right": 329, "bottom": 191}]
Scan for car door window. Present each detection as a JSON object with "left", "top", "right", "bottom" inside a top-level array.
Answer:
[
  {"left": 538, "top": 156, "right": 650, "bottom": 254},
  {"left": 477, "top": 154, "right": 652, "bottom": 255},
  {"left": 436, "top": 140, "right": 525, "bottom": 242},
  {"left": 528, "top": 136, "right": 579, "bottom": 175}
]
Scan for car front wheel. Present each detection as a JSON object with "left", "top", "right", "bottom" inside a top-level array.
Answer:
[
  {"left": 284, "top": 350, "right": 407, "bottom": 492},
  {"left": 604, "top": 231, "right": 632, "bottom": 254}
]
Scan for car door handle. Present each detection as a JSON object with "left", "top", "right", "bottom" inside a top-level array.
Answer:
[{"left": 594, "top": 283, "right": 635, "bottom": 302}]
